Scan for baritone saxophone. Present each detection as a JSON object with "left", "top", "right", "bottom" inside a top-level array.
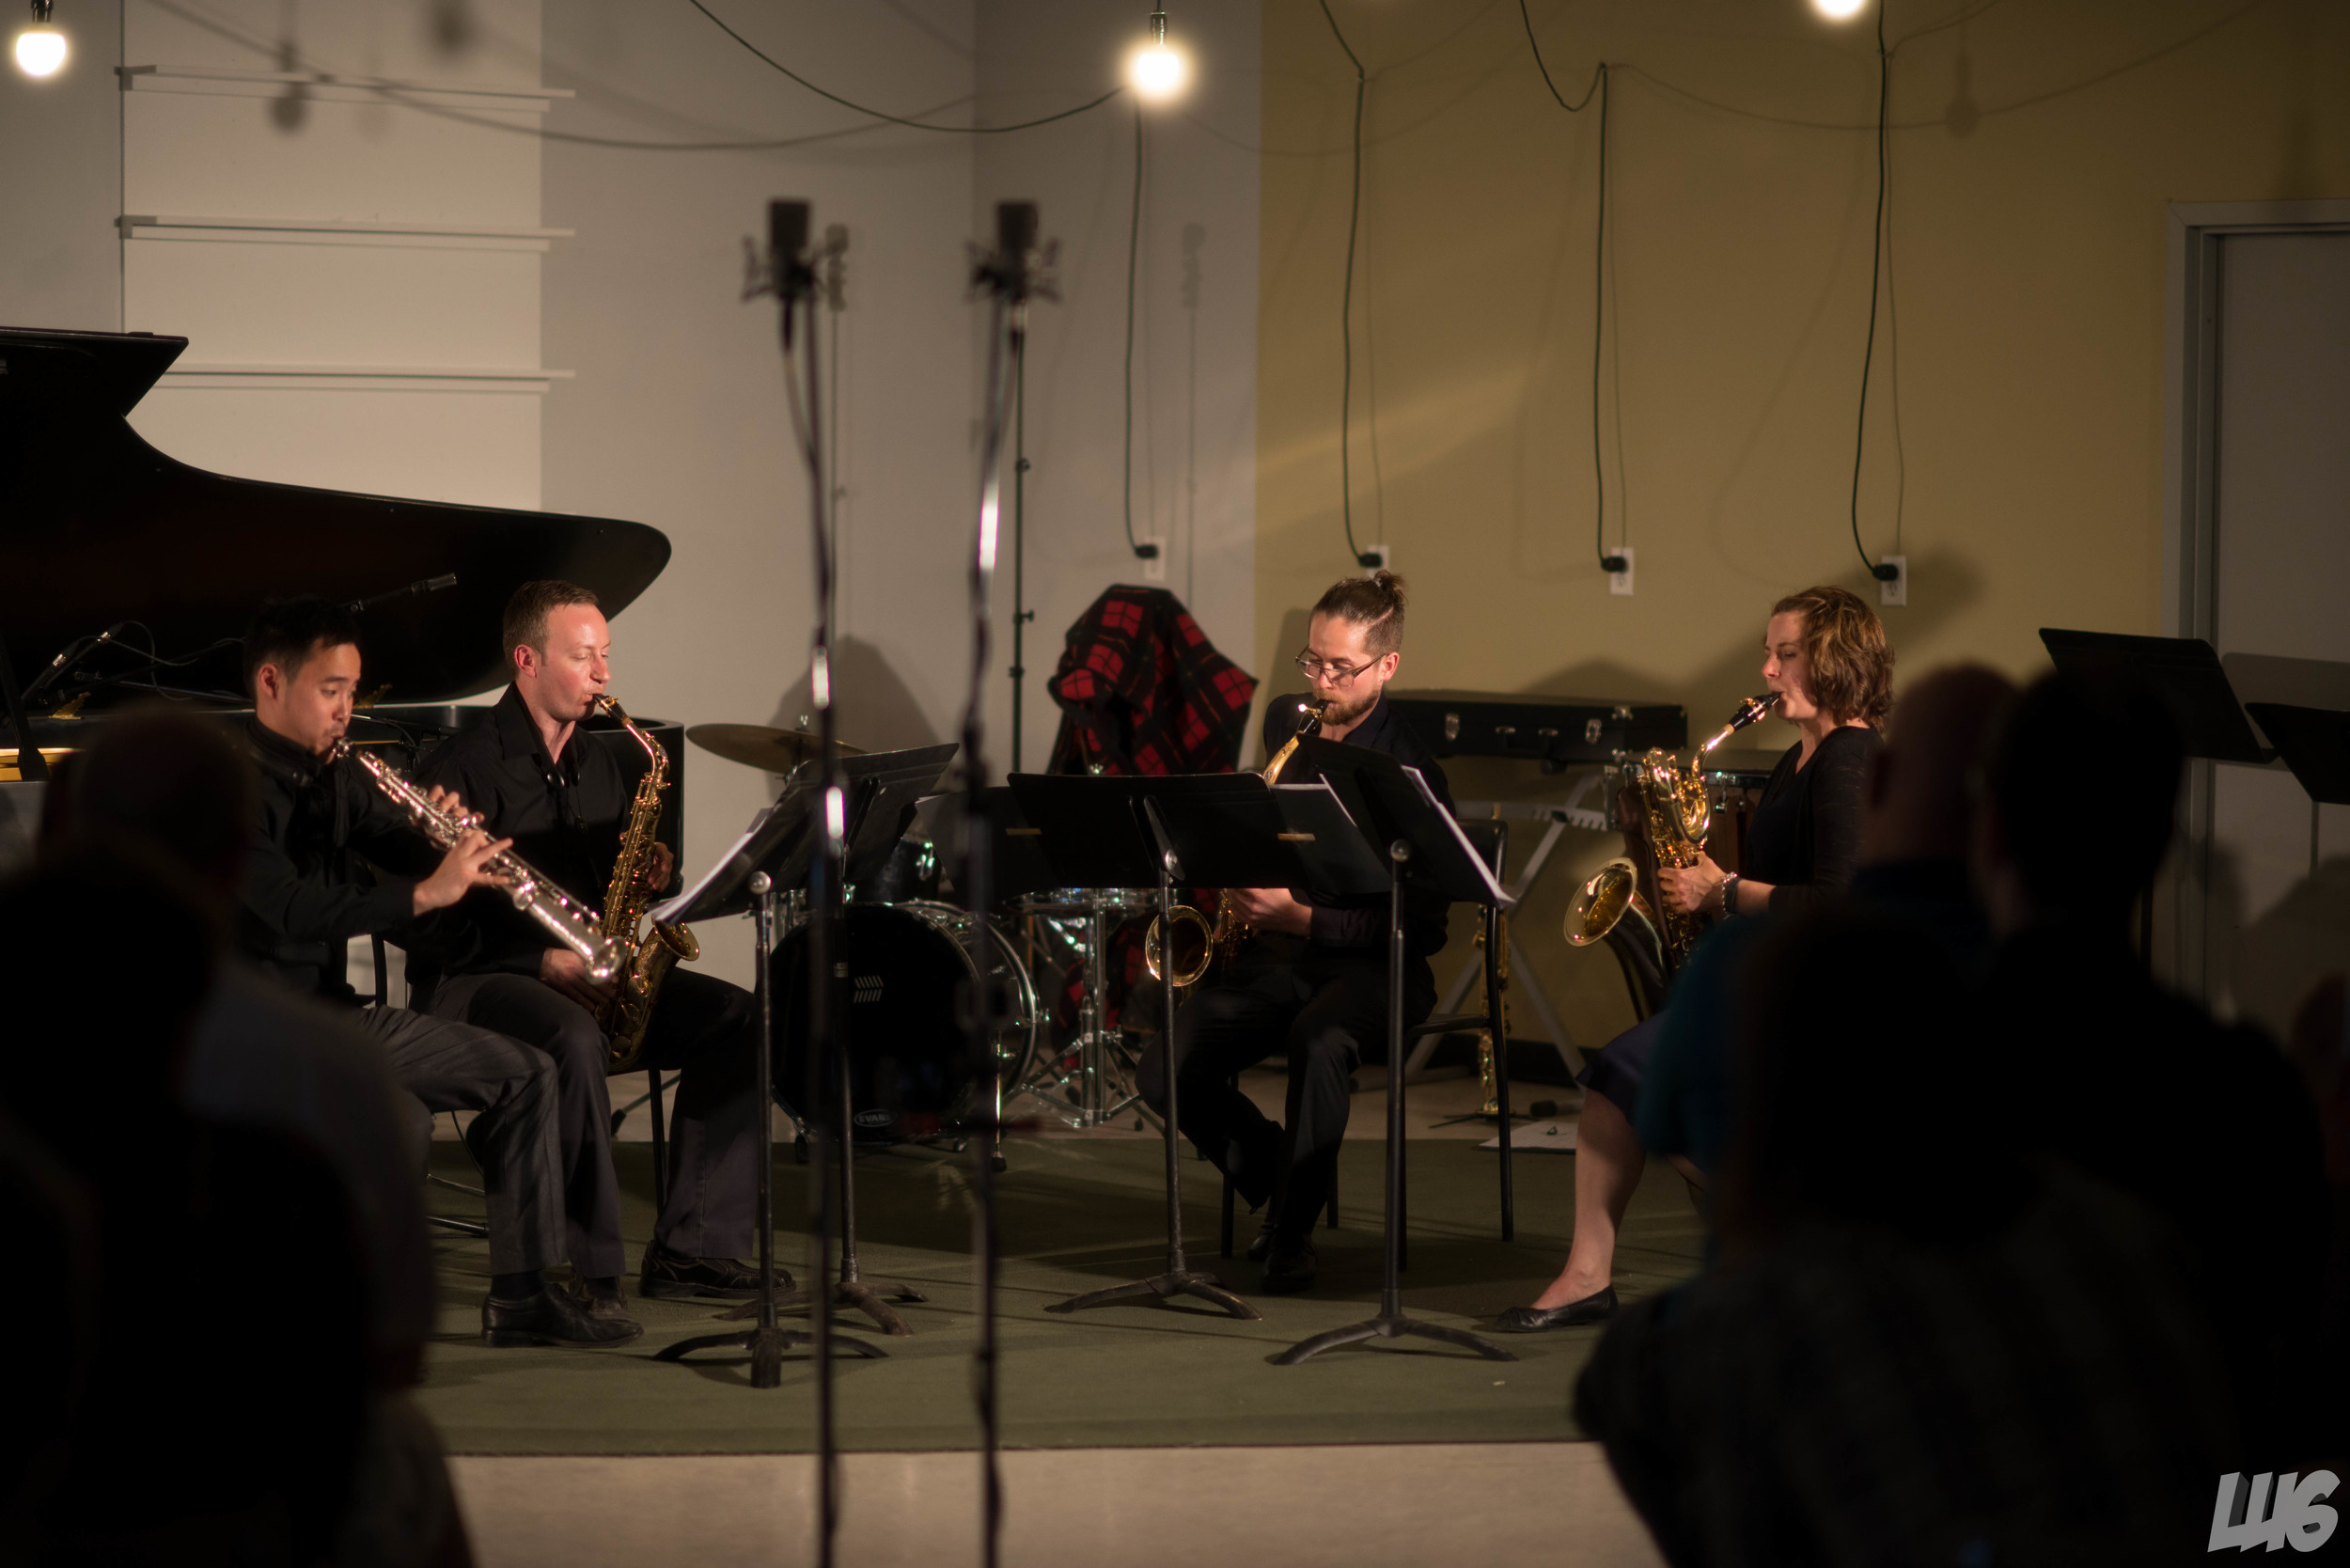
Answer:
[{"left": 594, "top": 696, "right": 700, "bottom": 1073}]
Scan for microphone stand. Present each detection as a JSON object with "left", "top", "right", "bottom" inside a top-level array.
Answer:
[{"left": 964, "top": 200, "right": 1048, "bottom": 1568}]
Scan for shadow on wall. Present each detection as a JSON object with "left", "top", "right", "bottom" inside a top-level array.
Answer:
[
  {"left": 2232, "top": 856, "right": 2350, "bottom": 1041},
  {"left": 766, "top": 636, "right": 940, "bottom": 782}
]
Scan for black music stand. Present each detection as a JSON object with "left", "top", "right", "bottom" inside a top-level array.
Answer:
[
  {"left": 2038, "top": 630, "right": 2274, "bottom": 765},
  {"left": 2245, "top": 704, "right": 2350, "bottom": 874},
  {"left": 1273, "top": 740, "right": 1516, "bottom": 1367},
  {"left": 733, "top": 742, "right": 959, "bottom": 1338},
  {"left": 653, "top": 781, "right": 883, "bottom": 1377},
  {"left": 1011, "top": 773, "right": 1323, "bottom": 1322}
]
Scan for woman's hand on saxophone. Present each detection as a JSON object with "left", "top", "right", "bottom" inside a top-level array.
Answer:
[
  {"left": 412, "top": 826, "right": 514, "bottom": 917},
  {"left": 1657, "top": 855, "right": 1726, "bottom": 917},
  {"left": 637, "top": 841, "right": 676, "bottom": 894}
]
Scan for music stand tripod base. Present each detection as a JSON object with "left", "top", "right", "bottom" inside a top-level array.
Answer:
[
  {"left": 724, "top": 1278, "right": 928, "bottom": 1337},
  {"left": 1274, "top": 1312, "right": 1515, "bottom": 1366},
  {"left": 654, "top": 1320, "right": 887, "bottom": 1379},
  {"left": 1044, "top": 1267, "right": 1259, "bottom": 1320}
]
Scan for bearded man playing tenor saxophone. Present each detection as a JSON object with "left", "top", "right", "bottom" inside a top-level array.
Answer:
[
  {"left": 407, "top": 580, "right": 772, "bottom": 1321},
  {"left": 233, "top": 595, "right": 636, "bottom": 1348}
]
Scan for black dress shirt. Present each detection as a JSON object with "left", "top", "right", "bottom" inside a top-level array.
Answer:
[
  {"left": 409, "top": 686, "right": 632, "bottom": 983},
  {"left": 1261, "top": 692, "right": 1453, "bottom": 957},
  {"left": 1739, "top": 726, "right": 1879, "bottom": 915},
  {"left": 237, "top": 719, "right": 425, "bottom": 1004}
]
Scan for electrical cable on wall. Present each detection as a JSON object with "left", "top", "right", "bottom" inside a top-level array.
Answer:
[
  {"left": 1317, "top": 0, "right": 1379, "bottom": 570},
  {"left": 687, "top": 0, "right": 1122, "bottom": 133},
  {"left": 1848, "top": 7, "right": 1902, "bottom": 583},
  {"left": 1518, "top": 2, "right": 1620, "bottom": 575},
  {"left": 1123, "top": 105, "right": 1157, "bottom": 560}
]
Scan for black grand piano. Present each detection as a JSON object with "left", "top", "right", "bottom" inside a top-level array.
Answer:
[{"left": 0, "top": 324, "right": 685, "bottom": 867}]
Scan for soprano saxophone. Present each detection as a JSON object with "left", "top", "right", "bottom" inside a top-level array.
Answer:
[
  {"left": 334, "top": 740, "right": 619, "bottom": 980},
  {"left": 593, "top": 696, "right": 699, "bottom": 1073}
]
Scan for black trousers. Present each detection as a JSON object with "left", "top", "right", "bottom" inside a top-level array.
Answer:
[
  {"left": 426, "top": 968, "right": 760, "bottom": 1277},
  {"left": 1137, "top": 946, "right": 1434, "bottom": 1243},
  {"left": 359, "top": 1005, "right": 565, "bottom": 1277}
]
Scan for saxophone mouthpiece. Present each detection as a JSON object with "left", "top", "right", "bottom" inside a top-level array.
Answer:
[{"left": 1700, "top": 693, "right": 1779, "bottom": 754}]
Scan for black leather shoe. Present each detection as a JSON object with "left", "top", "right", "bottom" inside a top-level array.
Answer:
[
  {"left": 1261, "top": 1237, "right": 1317, "bottom": 1294},
  {"left": 1245, "top": 1217, "right": 1277, "bottom": 1264},
  {"left": 1492, "top": 1286, "right": 1617, "bottom": 1333},
  {"left": 482, "top": 1287, "right": 643, "bottom": 1348},
  {"left": 638, "top": 1245, "right": 788, "bottom": 1300},
  {"left": 567, "top": 1275, "right": 637, "bottom": 1325}
]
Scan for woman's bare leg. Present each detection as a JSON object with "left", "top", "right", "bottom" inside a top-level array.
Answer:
[{"left": 1528, "top": 1090, "right": 1645, "bottom": 1309}]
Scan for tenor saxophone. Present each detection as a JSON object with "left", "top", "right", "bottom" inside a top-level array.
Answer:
[
  {"left": 593, "top": 696, "right": 700, "bottom": 1073},
  {"left": 336, "top": 740, "right": 619, "bottom": 980}
]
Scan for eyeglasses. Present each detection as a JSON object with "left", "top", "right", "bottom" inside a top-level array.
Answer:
[{"left": 1292, "top": 650, "right": 1381, "bottom": 685}]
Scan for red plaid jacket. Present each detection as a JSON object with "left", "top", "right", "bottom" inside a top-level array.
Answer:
[{"left": 1045, "top": 586, "right": 1257, "bottom": 775}]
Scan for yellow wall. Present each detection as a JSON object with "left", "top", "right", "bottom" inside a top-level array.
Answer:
[{"left": 1255, "top": 0, "right": 2350, "bottom": 1054}]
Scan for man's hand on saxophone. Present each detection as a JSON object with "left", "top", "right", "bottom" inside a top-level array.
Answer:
[
  {"left": 409, "top": 789, "right": 514, "bottom": 917},
  {"left": 540, "top": 947, "right": 617, "bottom": 1013},
  {"left": 1230, "top": 886, "right": 1312, "bottom": 936}
]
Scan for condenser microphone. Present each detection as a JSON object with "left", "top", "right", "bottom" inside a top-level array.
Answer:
[{"left": 769, "top": 199, "right": 815, "bottom": 312}]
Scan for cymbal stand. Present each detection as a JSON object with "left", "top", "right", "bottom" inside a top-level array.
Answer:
[
  {"left": 1046, "top": 797, "right": 1259, "bottom": 1323},
  {"left": 1276, "top": 841, "right": 1515, "bottom": 1366}
]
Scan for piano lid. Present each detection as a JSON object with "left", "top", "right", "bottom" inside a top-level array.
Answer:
[{"left": 0, "top": 325, "right": 671, "bottom": 705}]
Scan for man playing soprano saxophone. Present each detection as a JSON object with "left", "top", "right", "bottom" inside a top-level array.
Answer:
[
  {"left": 235, "top": 596, "right": 636, "bottom": 1348},
  {"left": 409, "top": 581, "right": 771, "bottom": 1321}
]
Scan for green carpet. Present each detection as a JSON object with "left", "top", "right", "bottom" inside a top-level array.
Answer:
[{"left": 415, "top": 1136, "right": 1704, "bottom": 1454}]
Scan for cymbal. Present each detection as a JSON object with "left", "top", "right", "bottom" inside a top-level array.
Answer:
[{"left": 686, "top": 724, "right": 866, "bottom": 774}]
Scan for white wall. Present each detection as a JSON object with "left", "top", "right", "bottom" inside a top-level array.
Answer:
[
  {"left": 974, "top": 0, "right": 1262, "bottom": 771},
  {"left": 0, "top": 0, "right": 121, "bottom": 330}
]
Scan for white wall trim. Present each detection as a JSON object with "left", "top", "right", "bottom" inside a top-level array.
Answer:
[
  {"left": 161, "top": 365, "right": 572, "bottom": 392},
  {"left": 122, "top": 214, "right": 572, "bottom": 242}
]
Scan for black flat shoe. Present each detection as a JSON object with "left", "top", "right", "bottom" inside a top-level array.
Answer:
[
  {"left": 1492, "top": 1287, "right": 1617, "bottom": 1333},
  {"left": 638, "top": 1246, "right": 788, "bottom": 1300},
  {"left": 482, "top": 1287, "right": 644, "bottom": 1348},
  {"left": 1245, "top": 1217, "right": 1277, "bottom": 1264}
]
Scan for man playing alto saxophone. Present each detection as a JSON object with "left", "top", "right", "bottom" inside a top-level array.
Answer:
[
  {"left": 408, "top": 581, "right": 772, "bottom": 1320},
  {"left": 234, "top": 596, "right": 637, "bottom": 1348}
]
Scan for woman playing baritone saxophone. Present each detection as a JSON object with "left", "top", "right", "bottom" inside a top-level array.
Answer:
[{"left": 1493, "top": 586, "right": 1891, "bottom": 1332}]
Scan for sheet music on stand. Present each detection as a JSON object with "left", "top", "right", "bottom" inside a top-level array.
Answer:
[{"left": 1297, "top": 737, "right": 1516, "bottom": 909}]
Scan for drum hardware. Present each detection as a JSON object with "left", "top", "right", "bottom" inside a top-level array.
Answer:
[
  {"left": 1004, "top": 886, "right": 1157, "bottom": 1130},
  {"left": 766, "top": 898, "right": 1039, "bottom": 1335}
]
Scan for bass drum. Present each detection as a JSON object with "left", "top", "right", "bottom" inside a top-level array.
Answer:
[{"left": 771, "top": 901, "right": 1041, "bottom": 1144}]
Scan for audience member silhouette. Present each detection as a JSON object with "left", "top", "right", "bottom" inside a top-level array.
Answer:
[
  {"left": 1577, "top": 906, "right": 2238, "bottom": 1567},
  {"left": 1974, "top": 671, "right": 2330, "bottom": 1465},
  {"left": 1, "top": 850, "right": 371, "bottom": 1565}
]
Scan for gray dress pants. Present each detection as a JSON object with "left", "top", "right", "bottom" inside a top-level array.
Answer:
[
  {"left": 424, "top": 969, "right": 760, "bottom": 1277},
  {"left": 358, "top": 1006, "right": 566, "bottom": 1276}
]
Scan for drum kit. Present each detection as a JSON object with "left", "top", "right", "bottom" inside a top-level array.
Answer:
[{"left": 686, "top": 724, "right": 1160, "bottom": 1150}]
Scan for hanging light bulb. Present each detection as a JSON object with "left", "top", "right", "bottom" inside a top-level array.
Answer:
[
  {"left": 1127, "top": 8, "right": 1188, "bottom": 103},
  {"left": 14, "top": 0, "right": 67, "bottom": 77},
  {"left": 1812, "top": 0, "right": 1868, "bottom": 18}
]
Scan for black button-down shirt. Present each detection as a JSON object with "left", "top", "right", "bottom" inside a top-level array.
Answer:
[
  {"left": 408, "top": 686, "right": 631, "bottom": 982},
  {"left": 1262, "top": 692, "right": 1454, "bottom": 957},
  {"left": 237, "top": 719, "right": 425, "bottom": 1005}
]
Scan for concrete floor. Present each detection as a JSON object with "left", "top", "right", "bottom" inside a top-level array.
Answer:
[{"left": 450, "top": 1442, "right": 1664, "bottom": 1568}]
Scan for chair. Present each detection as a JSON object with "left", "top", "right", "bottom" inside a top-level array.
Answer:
[{"left": 1214, "top": 816, "right": 1514, "bottom": 1260}]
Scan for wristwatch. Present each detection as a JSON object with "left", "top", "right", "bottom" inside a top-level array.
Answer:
[{"left": 1718, "top": 873, "right": 1741, "bottom": 919}]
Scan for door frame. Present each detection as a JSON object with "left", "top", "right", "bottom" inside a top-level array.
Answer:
[{"left": 2161, "top": 201, "right": 2350, "bottom": 1001}]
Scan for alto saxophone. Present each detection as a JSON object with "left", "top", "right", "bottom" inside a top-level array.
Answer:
[
  {"left": 336, "top": 740, "right": 619, "bottom": 980},
  {"left": 1564, "top": 692, "right": 1777, "bottom": 976},
  {"left": 593, "top": 696, "right": 700, "bottom": 1074},
  {"left": 1144, "top": 696, "right": 1330, "bottom": 990}
]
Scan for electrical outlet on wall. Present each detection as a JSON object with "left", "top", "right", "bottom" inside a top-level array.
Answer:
[
  {"left": 1360, "top": 543, "right": 1391, "bottom": 572},
  {"left": 1139, "top": 539, "right": 1167, "bottom": 583},
  {"left": 1879, "top": 555, "right": 1907, "bottom": 608},
  {"left": 1607, "top": 546, "right": 1635, "bottom": 597}
]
